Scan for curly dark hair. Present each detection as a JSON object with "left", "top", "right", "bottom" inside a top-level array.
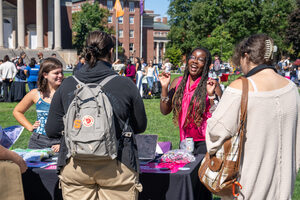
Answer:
[
  {"left": 37, "top": 57, "right": 63, "bottom": 93},
  {"left": 83, "top": 31, "right": 115, "bottom": 68},
  {"left": 172, "top": 47, "right": 212, "bottom": 127}
]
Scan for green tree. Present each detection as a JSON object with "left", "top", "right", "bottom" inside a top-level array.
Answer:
[
  {"left": 200, "top": 25, "right": 234, "bottom": 61},
  {"left": 286, "top": 0, "right": 300, "bottom": 57},
  {"left": 72, "top": 2, "right": 113, "bottom": 53},
  {"left": 165, "top": 45, "right": 182, "bottom": 67},
  {"left": 167, "top": 0, "right": 196, "bottom": 55},
  {"left": 167, "top": 0, "right": 296, "bottom": 61},
  {"left": 259, "top": 0, "right": 296, "bottom": 57}
]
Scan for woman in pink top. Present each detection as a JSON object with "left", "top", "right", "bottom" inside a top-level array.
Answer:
[
  {"left": 160, "top": 47, "right": 222, "bottom": 154},
  {"left": 125, "top": 59, "right": 136, "bottom": 82}
]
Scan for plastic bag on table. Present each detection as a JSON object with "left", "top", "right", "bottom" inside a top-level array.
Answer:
[{"left": 160, "top": 149, "right": 195, "bottom": 164}]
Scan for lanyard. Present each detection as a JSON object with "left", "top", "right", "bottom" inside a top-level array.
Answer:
[{"left": 245, "top": 65, "right": 277, "bottom": 77}]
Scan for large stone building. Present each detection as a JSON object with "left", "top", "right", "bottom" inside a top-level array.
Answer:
[
  {"left": 72, "top": 0, "right": 170, "bottom": 64},
  {"left": 0, "top": 0, "right": 72, "bottom": 50},
  {"left": 0, "top": 0, "right": 74, "bottom": 66},
  {"left": 153, "top": 17, "right": 170, "bottom": 64}
]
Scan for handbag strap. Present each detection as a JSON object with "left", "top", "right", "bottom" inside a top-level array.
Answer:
[{"left": 236, "top": 76, "right": 248, "bottom": 170}]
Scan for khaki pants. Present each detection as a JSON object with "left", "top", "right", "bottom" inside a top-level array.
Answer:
[
  {"left": 0, "top": 161, "right": 25, "bottom": 200},
  {"left": 59, "top": 157, "right": 142, "bottom": 200}
]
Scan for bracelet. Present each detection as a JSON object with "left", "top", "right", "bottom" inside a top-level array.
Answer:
[
  {"left": 161, "top": 95, "right": 170, "bottom": 103},
  {"left": 208, "top": 94, "right": 216, "bottom": 100}
]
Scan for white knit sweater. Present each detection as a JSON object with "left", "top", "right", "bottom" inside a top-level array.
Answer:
[{"left": 206, "top": 81, "right": 300, "bottom": 200}]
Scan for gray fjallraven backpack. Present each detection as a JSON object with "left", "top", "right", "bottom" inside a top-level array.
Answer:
[{"left": 63, "top": 75, "right": 118, "bottom": 160}]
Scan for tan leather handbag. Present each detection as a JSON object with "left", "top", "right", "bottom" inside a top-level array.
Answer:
[{"left": 198, "top": 77, "right": 248, "bottom": 198}]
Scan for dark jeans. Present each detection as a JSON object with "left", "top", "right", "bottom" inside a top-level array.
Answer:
[
  {"left": 0, "top": 81, "right": 2, "bottom": 97},
  {"left": 28, "top": 132, "right": 60, "bottom": 149},
  {"left": 28, "top": 81, "right": 37, "bottom": 91},
  {"left": 2, "top": 79, "right": 12, "bottom": 102}
]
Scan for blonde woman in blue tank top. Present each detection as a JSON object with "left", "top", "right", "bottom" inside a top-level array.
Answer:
[{"left": 13, "top": 58, "right": 64, "bottom": 152}]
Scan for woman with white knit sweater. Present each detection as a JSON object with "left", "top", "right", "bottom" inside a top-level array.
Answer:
[{"left": 205, "top": 34, "right": 300, "bottom": 200}]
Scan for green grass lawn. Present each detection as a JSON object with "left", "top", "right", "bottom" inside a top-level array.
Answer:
[{"left": 0, "top": 73, "right": 299, "bottom": 199}]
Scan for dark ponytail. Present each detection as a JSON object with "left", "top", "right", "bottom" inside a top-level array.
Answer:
[{"left": 83, "top": 31, "right": 115, "bottom": 68}]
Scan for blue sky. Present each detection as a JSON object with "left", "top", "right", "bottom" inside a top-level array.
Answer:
[{"left": 145, "top": 0, "right": 170, "bottom": 18}]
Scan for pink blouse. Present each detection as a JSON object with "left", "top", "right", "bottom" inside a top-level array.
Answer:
[
  {"left": 125, "top": 64, "right": 136, "bottom": 78},
  {"left": 175, "top": 76, "right": 211, "bottom": 142}
]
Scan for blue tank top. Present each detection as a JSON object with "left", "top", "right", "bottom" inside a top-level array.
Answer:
[{"left": 35, "top": 91, "right": 50, "bottom": 135}]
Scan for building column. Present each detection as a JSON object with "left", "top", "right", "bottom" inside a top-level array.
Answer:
[
  {"left": 156, "top": 42, "right": 159, "bottom": 64},
  {"left": 36, "top": 0, "right": 44, "bottom": 49},
  {"left": 17, "top": 0, "right": 25, "bottom": 48},
  {"left": 54, "top": 0, "right": 61, "bottom": 50},
  {"left": 48, "top": 0, "right": 54, "bottom": 49},
  {"left": 0, "top": 0, "right": 3, "bottom": 48}
]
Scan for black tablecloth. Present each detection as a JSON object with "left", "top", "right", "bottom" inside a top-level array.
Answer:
[
  {"left": 139, "top": 154, "right": 210, "bottom": 200},
  {"left": 22, "top": 154, "right": 207, "bottom": 200},
  {"left": 22, "top": 167, "right": 62, "bottom": 200}
]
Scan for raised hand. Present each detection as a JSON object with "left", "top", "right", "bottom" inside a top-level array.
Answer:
[
  {"left": 158, "top": 72, "right": 171, "bottom": 88},
  {"left": 207, "top": 78, "right": 217, "bottom": 96}
]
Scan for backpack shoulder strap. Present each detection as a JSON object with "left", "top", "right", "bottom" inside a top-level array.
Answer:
[
  {"left": 99, "top": 75, "right": 118, "bottom": 87},
  {"left": 72, "top": 75, "right": 85, "bottom": 88}
]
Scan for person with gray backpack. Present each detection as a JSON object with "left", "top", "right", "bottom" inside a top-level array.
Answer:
[{"left": 45, "top": 31, "right": 147, "bottom": 200}]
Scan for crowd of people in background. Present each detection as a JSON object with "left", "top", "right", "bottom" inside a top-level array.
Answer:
[
  {"left": 111, "top": 57, "right": 172, "bottom": 98},
  {"left": 276, "top": 55, "right": 300, "bottom": 86},
  {"left": 0, "top": 52, "right": 58, "bottom": 102},
  {"left": 2, "top": 48, "right": 298, "bottom": 104}
]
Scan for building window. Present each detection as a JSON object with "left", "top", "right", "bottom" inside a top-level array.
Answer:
[
  {"left": 129, "top": 16, "right": 134, "bottom": 24},
  {"left": 108, "top": 16, "right": 112, "bottom": 23},
  {"left": 129, "top": 2, "right": 134, "bottom": 12},
  {"left": 129, "top": 43, "right": 134, "bottom": 52},
  {"left": 119, "top": 30, "right": 123, "bottom": 38},
  {"left": 130, "top": 30, "right": 134, "bottom": 38},
  {"left": 107, "top": 0, "right": 113, "bottom": 11},
  {"left": 118, "top": 16, "right": 123, "bottom": 24}
]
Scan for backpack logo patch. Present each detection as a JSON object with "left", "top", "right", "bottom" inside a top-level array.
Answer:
[
  {"left": 82, "top": 115, "right": 94, "bottom": 127},
  {"left": 73, "top": 119, "right": 81, "bottom": 129}
]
